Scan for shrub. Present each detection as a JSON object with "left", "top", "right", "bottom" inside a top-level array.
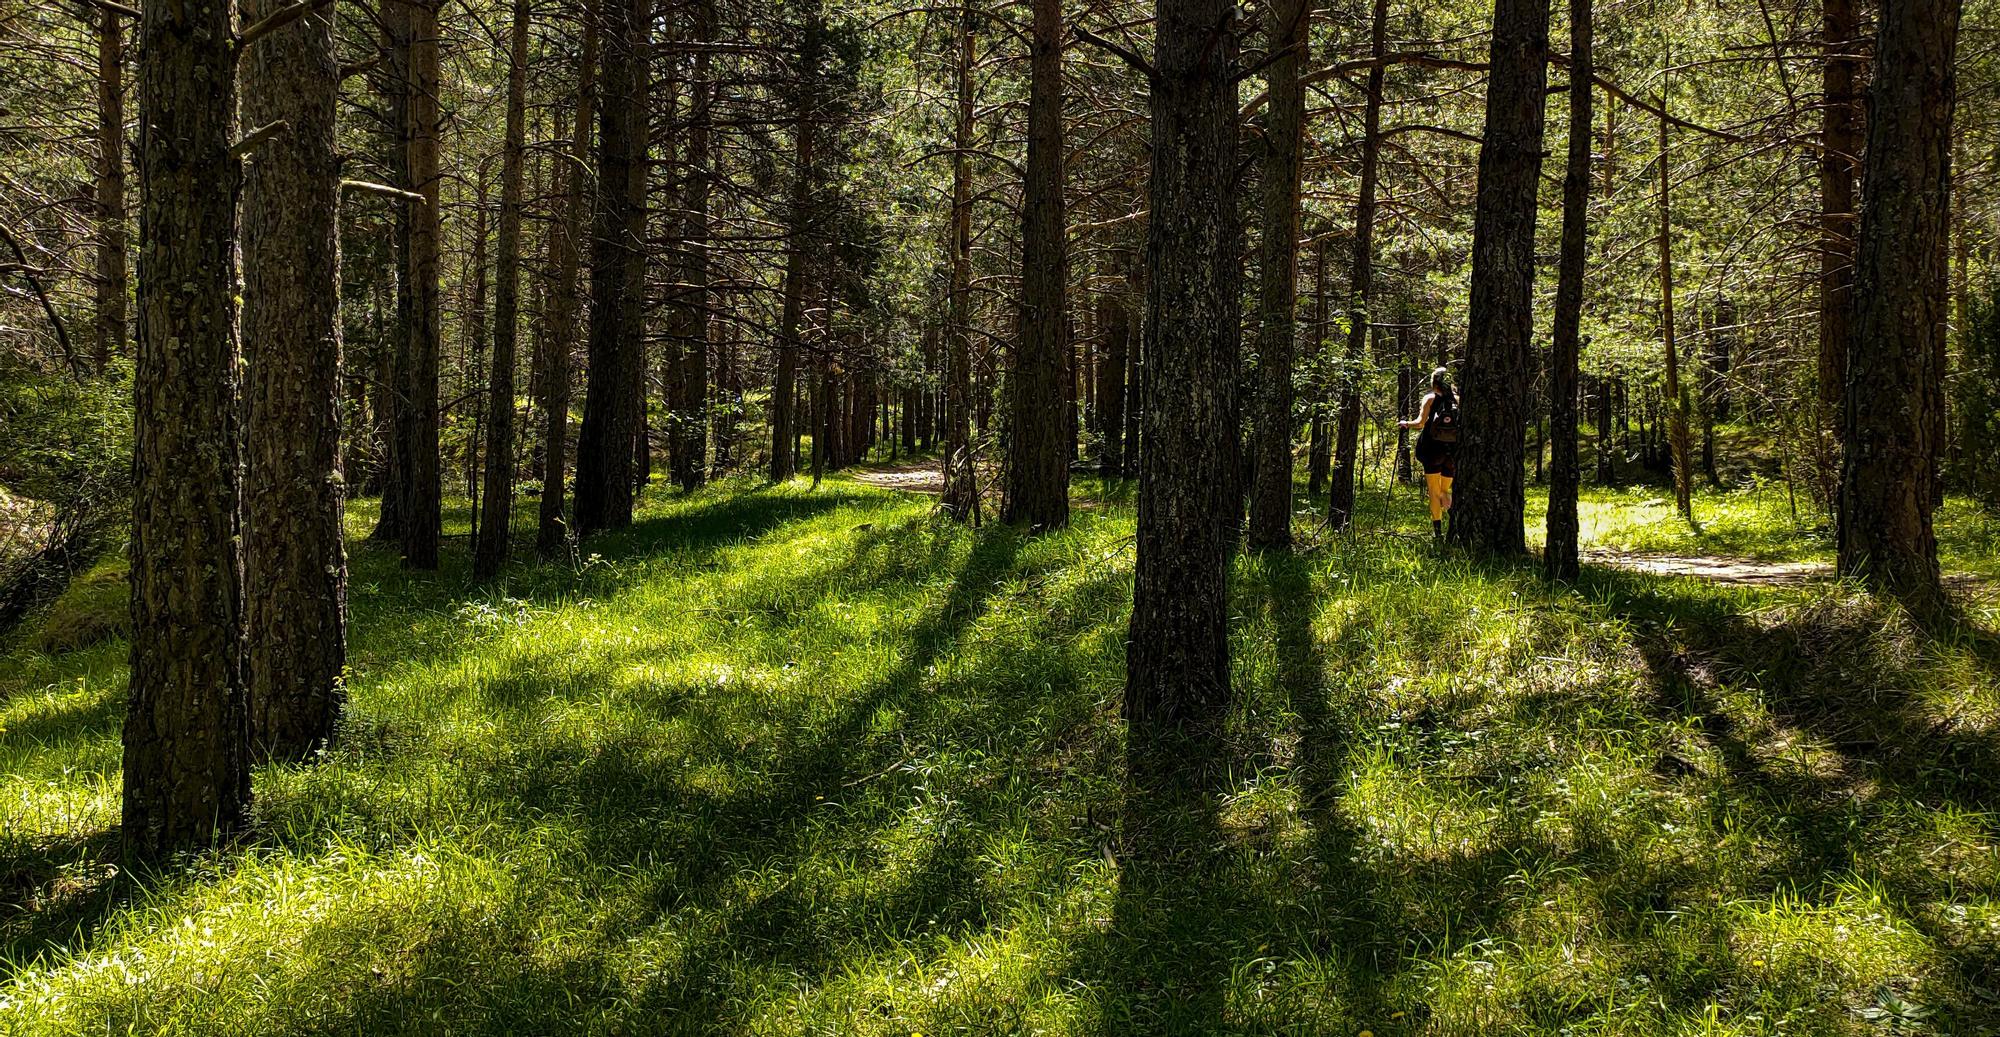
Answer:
[{"left": 29, "top": 554, "right": 128, "bottom": 654}]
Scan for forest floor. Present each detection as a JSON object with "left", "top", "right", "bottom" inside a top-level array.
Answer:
[{"left": 3, "top": 473, "right": 2000, "bottom": 1035}]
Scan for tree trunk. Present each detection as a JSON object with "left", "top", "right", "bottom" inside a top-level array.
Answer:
[
  {"left": 1595, "top": 374, "right": 1615, "bottom": 482},
  {"left": 538, "top": 0, "right": 596, "bottom": 554},
  {"left": 669, "top": 0, "right": 716, "bottom": 493},
  {"left": 1449, "top": 0, "right": 1549, "bottom": 555},
  {"left": 390, "top": 0, "right": 444, "bottom": 568},
  {"left": 1819, "top": 0, "right": 1864, "bottom": 432},
  {"left": 1247, "top": 0, "right": 1312, "bottom": 548},
  {"left": 940, "top": 12, "right": 980, "bottom": 522},
  {"left": 1098, "top": 254, "right": 1130, "bottom": 479},
  {"left": 770, "top": 3, "right": 821, "bottom": 484},
  {"left": 1657, "top": 103, "right": 1693, "bottom": 522},
  {"left": 464, "top": 168, "right": 491, "bottom": 515},
  {"left": 476, "top": 0, "right": 531, "bottom": 578},
  {"left": 1127, "top": 0, "right": 1239, "bottom": 755},
  {"left": 126, "top": 0, "right": 250, "bottom": 858},
  {"left": 575, "top": 0, "right": 649, "bottom": 534},
  {"left": 1838, "top": 0, "right": 1958, "bottom": 613},
  {"left": 369, "top": 0, "right": 411, "bottom": 543},
  {"left": 1544, "top": 0, "right": 1589, "bottom": 582},
  {"left": 93, "top": 6, "right": 126, "bottom": 371},
  {"left": 1003, "top": 0, "right": 1071, "bottom": 529},
  {"left": 1307, "top": 239, "right": 1332, "bottom": 495},
  {"left": 1329, "top": 0, "right": 1385, "bottom": 532},
  {"left": 1706, "top": 297, "right": 1735, "bottom": 421},
  {"left": 240, "top": 0, "right": 345, "bottom": 759}
]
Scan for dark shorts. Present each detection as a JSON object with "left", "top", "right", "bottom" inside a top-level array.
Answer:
[{"left": 1415, "top": 434, "right": 1456, "bottom": 478}]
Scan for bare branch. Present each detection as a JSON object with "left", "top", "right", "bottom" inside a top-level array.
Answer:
[
  {"left": 231, "top": 120, "right": 289, "bottom": 158},
  {"left": 341, "top": 179, "right": 427, "bottom": 202},
  {"left": 235, "top": 0, "right": 336, "bottom": 53},
  {"left": 1071, "top": 24, "right": 1154, "bottom": 81}
]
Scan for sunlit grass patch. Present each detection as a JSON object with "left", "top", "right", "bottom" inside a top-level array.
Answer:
[{"left": 2, "top": 472, "right": 1998, "bottom": 1034}]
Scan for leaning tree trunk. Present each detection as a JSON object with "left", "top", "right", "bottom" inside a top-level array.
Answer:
[
  {"left": 125, "top": 0, "right": 249, "bottom": 858},
  {"left": 1248, "top": 0, "right": 1311, "bottom": 549},
  {"left": 93, "top": 5, "right": 126, "bottom": 371},
  {"left": 1003, "top": 0, "right": 1071, "bottom": 530},
  {"left": 1329, "top": 0, "right": 1384, "bottom": 532},
  {"left": 476, "top": 0, "right": 531, "bottom": 579},
  {"left": 1127, "top": 0, "right": 1240, "bottom": 759},
  {"left": 240, "top": 0, "right": 346, "bottom": 759},
  {"left": 1837, "top": 0, "right": 1959, "bottom": 613},
  {"left": 538, "top": 0, "right": 596, "bottom": 554},
  {"left": 1448, "top": 0, "right": 1550, "bottom": 555},
  {"left": 1544, "top": 0, "right": 1591, "bottom": 582},
  {"left": 574, "top": 0, "right": 649, "bottom": 534}
]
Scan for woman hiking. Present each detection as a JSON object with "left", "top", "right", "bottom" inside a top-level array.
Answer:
[{"left": 1399, "top": 367, "right": 1460, "bottom": 540}]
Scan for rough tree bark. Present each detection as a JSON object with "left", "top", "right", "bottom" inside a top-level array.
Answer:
[
  {"left": 537, "top": 0, "right": 596, "bottom": 554},
  {"left": 1837, "top": 0, "right": 1959, "bottom": 613},
  {"left": 574, "top": 0, "right": 649, "bottom": 534},
  {"left": 368, "top": 0, "right": 411, "bottom": 543},
  {"left": 1248, "top": 0, "right": 1311, "bottom": 549},
  {"left": 476, "top": 0, "right": 531, "bottom": 578},
  {"left": 1448, "top": 0, "right": 1549, "bottom": 555},
  {"left": 1544, "top": 0, "right": 1591, "bottom": 582},
  {"left": 240, "top": 0, "right": 346, "bottom": 759},
  {"left": 668, "top": 0, "right": 716, "bottom": 493},
  {"left": 1127, "top": 0, "right": 1240, "bottom": 756},
  {"left": 125, "top": 0, "right": 249, "bottom": 858},
  {"left": 1329, "top": 0, "right": 1384, "bottom": 533},
  {"left": 390, "top": 0, "right": 444, "bottom": 568},
  {"left": 940, "top": 10, "right": 980, "bottom": 522},
  {"left": 1003, "top": 0, "right": 1071, "bottom": 530},
  {"left": 1819, "top": 0, "right": 1864, "bottom": 432},
  {"left": 770, "top": 1, "right": 822, "bottom": 484}
]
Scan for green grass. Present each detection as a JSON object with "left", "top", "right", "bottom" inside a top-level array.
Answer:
[{"left": 3, "top": 474, "right": 1999, "bottom": 1034}]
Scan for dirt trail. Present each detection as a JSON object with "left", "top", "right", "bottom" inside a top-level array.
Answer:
[
  {"left": 1585, "top": 548, "right": 1990, "bottom": 595},
  {"left": 1582, "top": 549, "right": 1830, "bottom": 587},
  {"left": 850, "top": 466, "right": 1986, "bottom": 595},
  {"left": 851, "top": 463, "right": 944, "bottom": 495}
]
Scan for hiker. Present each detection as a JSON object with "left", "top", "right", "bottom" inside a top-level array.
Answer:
[{"left": 1399, "top": 367, "right": 1460, "bottom": 540}]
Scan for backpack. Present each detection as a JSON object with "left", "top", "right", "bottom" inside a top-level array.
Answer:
[{"left": 1428, "top": 392, "right": 1460, "bottom": 443}]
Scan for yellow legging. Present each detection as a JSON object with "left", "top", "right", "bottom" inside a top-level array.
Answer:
[{"left": 1427, "top": 474, "right": 1454, "bottom": 522}]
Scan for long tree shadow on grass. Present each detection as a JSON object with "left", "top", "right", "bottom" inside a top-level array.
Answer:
[
  {"left": 427, "top": 527, "right": 1040, "bottom": 1033},
  {"left": 0, "top": 485, "right": 889, "bottom": 977},
  {"left": 0, "top": 828, "right": 131, "bottom": 972},
  {"left": 152, "top": 522, "right": 1047, "bottom": 1035},
  {"left": 1262, "top": 554, "right": 1416, "bottom": 1023},
  {"left": 1587, "top": 565, "right": 2000, "bottom": 1025},
  {"left": 1072, "top": 554, "right": 1397, "bottom": 1034}
]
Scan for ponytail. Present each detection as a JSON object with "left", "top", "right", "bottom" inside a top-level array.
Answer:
[{"left": 1430, "top": 367, "right": 1456, "bottom": 413}]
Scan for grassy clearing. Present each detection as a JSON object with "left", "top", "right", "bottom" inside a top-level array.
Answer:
[{"left": 2, "top": 475, "right": 1999, "bottom": 1034}]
